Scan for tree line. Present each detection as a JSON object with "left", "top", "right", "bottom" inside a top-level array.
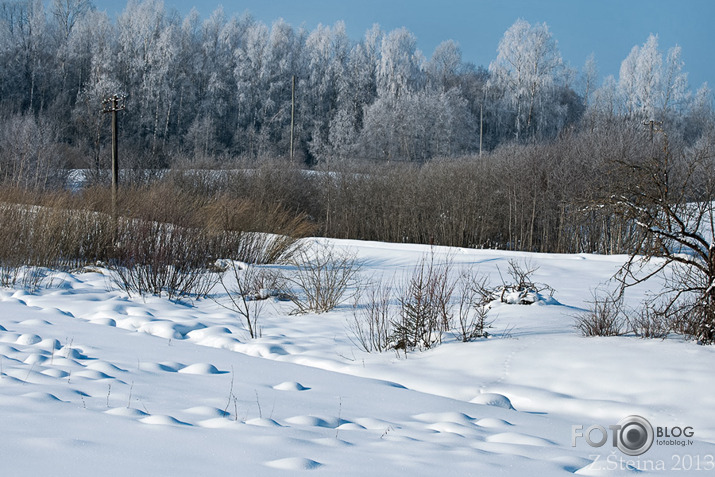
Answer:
[{"left": 0, "top": 0, "right": 712, "bottom": 172}]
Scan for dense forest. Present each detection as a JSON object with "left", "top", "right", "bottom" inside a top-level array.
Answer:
[
  {"left": 0, "top": 0, "right": 712, "bottom": 169},
  {"left": 0, "top": 0, "right": 714, "bottom": 257}
]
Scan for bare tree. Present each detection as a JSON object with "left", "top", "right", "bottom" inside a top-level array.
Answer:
[{"left": 611, "top": 124, "right": 715, "bottom": 343}]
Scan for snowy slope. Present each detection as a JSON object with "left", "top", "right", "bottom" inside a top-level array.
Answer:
[{"left": 1, "top": 238, "right": 714, "bottom": 476}]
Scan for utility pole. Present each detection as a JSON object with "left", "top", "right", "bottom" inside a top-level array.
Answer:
[
  {"left": 101, "top": 94, "right": 126, "bottom": 234},
  {"left": 290, "top": 75, "right": 295, "bottom": 160},
  {"left": 479, "top": 102, "right": 483, "bottom": 157}
]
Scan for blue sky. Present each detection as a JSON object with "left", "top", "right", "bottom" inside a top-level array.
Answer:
[{"left": 92, "top": 0, "right": 714, "bottom": 89}]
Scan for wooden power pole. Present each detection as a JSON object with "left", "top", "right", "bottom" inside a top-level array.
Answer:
[
  {"left": 101, "top": 94, "right": 126, "bottom": 233},
  {"left": 479, "top": 102, "right": 483, "bottom": 157},
  {"left": 290, "top": 75, "right": 295, "bottom": 160}
]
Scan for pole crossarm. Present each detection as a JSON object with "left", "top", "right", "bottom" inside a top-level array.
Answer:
[{"left": 101, "top": 94, "right": 127, "bottom": 113}]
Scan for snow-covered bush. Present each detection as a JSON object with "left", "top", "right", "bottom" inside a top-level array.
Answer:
[{"left": 496, "top": 259, "right": 554, "bottom": 305}]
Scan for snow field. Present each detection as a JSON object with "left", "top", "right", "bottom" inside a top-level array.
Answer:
[{"left": 1, "top": 238, "right": 714, "bottom": 475}]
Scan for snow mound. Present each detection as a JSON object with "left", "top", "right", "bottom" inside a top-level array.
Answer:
[
  {"left": 40, "top": 369, "right": 69, "bottom": 378},
  {"left": 185, "top": 326, "right": 231, "bottom": 341},
  {"left": 138, "top": 362, "right": 178, "bottom": 373},
  {"left": 74, "top": 369, "right": 114, "bottom": 380},
  {"left": 106, "top": 407, "right": 149, "bottom": 418},
  {"left": 413, "top": 411, "right": 474, "bottom": 424},
  {"left": 16, "top": 333, "right": 42, "bottom": 345},
  {"left": 178, "top": 363, "right": 223, "bottom": 375},
  {"left": 273, "top": 381, "right": 310, "bottom": 391},
  {"left": 22, "top": 392, "right": 64, "bottom": 402},
  {"left": 197, "top": 418, "right": 238, "bottom": 429},
  {"left": 23, "top": 353, "right": 48, "bottom": 365},
  {"left": 285, "top": 415, "right": 338, "bottom": 428},
  {"left": 470, "top": 393, "right": 515, "bottom": 410},
  {"left": 138, "top": 321, "right": 184, "bottom": 340},
  {"left": 245, "top": 418, "right": 283, "bottom": 427},
  {"left": 265, "top": 457, "right": 322, "bottom": 470},
  {"left": 19, "top": 319, "right": 51, "bottom": 326},
  {"left": 0, "top": 344, "right": 20, "bottom": 354},
  {"left": 89, "top": 318, "right": 116, "bottom": 327},
  {"left": 37, "top": 338, "right": 61, "bottom": 350},
  {"left": 139, "top": 415, "right": 191, "bottom": 426}
]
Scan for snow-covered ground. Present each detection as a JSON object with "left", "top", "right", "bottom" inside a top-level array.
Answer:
[{"left": 2, "top": 238, "right": 714, "bottom": 476}]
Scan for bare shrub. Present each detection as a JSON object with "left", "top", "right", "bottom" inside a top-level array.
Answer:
[
  {"left": 110, "top": 221, "right": 221, "bottom": 300},
  {"left": 454, "top": 271, "right": 492, "bottom": 342},
  {"left": 216, "top": 262, "right": 285, "bottom": 338},
  {"left": 391, "top": 253, "right": 455, "bottom": 352},
  {"left": 631, "top": 302, "right": 671, "bottom": 339},
  {"left": 349, "top": 278, "right": 394, "bottom": 352},
  {"left": 233, "top": 231, "right": 304, "bottom": 265},
  {"left": 575, "top": 290, "right": 629, "bottom": 337},
  {"left": 285, "top": 243, "right": 362, "bottom": 314}
]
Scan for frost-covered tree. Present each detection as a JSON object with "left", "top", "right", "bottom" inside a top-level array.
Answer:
[
  {"left": 617, "top": 34, "right": 689, "bottom": 121},
  {"left": 426, "top": 40, "right": 462, "bottom": 92},
  {"left": 580, "top": 53, "right": 598, "bottom": 108},
  {"left": 304, "top": 22, "right": 350, "bottom": 162},
  {"left": 489, "top": 19, "right": 566, "bottom": 141},
  {"left": 377, "top": 27, "right": 423, "bottom": 98}
]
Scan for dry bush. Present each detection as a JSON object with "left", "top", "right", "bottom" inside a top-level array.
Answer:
[
  {"left": 0, "top": 170, "right": 313, "bottom": 298},
  {"left": 349, "top": 278, "right": 394, "bottom": 352},
  {"left": 216, "top": 263, "right": 285, "bottom": 338},
  {"left": 0, "top": 188, "right": 115, "bottom": 290},
  {"left": 575, "top": 290, "right": 629, "bottom": 337},
  {"left": 631, "top": 302, "right": 671, "bottom": 339},
  {"left": 109, "top": 220, "right": 221, "bottom": 300},
  {"left": 391, "top": 253, "right": 455, "bottom": 352},
  {"left": 454, "top": 271, "right": 492, "bottom": 342},
  {"left": 203, "top": 197, "right": 311, "bottom": 264},
  {"left": 285, "top": 243, "right": 362, "bottom": 314}
]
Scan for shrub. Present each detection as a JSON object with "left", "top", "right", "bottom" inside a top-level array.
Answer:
[
  {"left": 109, "top": 220, "right": 221, "bottom": 300},
  {"left": 495, "top": 259, "right": 554, "bottom": 305},
  {"left": 216, "top": 262, "right": 285, "bottom": 338},
  {"left": 575, "top": 290, "right": 629, "bottom": 337},
  {"left": 391, "top": 253, "right": 455, "bottom": 352},
  {"left": 630, "top": 301, "right": 671, "bottom": 339},
  {"left": 285, "top": 243, "right": 362, "bottom": 314},
  {"left": 454, "top": 271, "right": 492, "bottom": 342},
  {"left": 349, "top": 278, "right": 394, "bottom": 352}
]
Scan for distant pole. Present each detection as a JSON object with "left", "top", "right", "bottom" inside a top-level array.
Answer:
[
  {"left": 290, "top": 75, "right": 295, "bottom": 160},
  {"left": 479, "top": 102, "right": 483, "bottom": 157},
  {"left": 102, "top": 94, "right": 126, "bottom": 233}
]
